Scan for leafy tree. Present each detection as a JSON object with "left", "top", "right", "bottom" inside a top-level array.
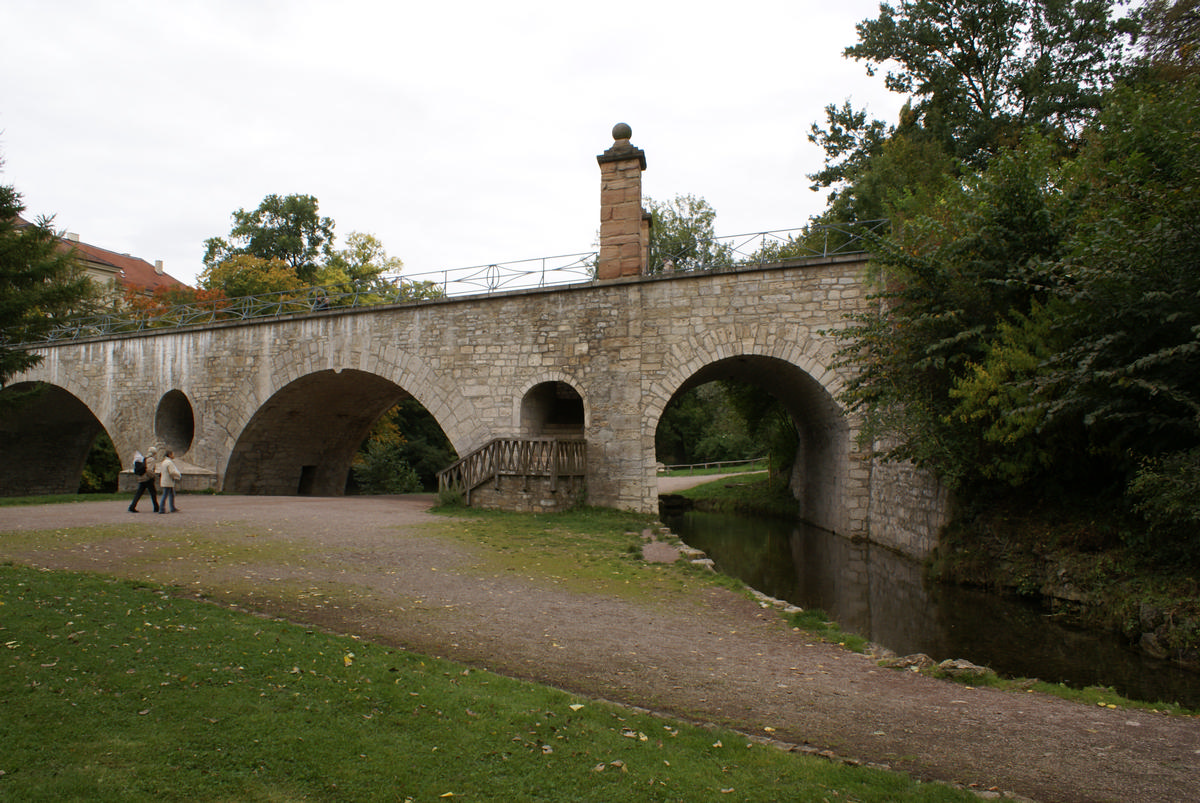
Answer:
[
  {"left": 79, "top": 432, "right": 120, "bottom": 493},
  {"left": 723, "top": 381, "right": 799, "bottom": 481},
  {"left": 1041, "top": 77, "right": 1200, "bottom": 461},
  {"left": 352, "top": 440, "right": 422, "bottom": 495},
  {"left": 952, "top": 75, "right": 1200, "bottom": 495},
  {"left": 352, "top": 400, "right": 456, "bottom": 493},
  {"left": 646, "top": 195, "right": 732, "bottom": 273},
  {"left": 1, "top": 171, "right": 96, "bottom": 392},
  {"left": 121, "top": 284, "right": 228, "bottom": 321},
  {"left": 203, "top": 193, "right": 335, "bottom": 285},
  {"left": 319, "top": 231, "right": 443, "bottom": 304},
  {"left": 656, "top": 383, "right": 758, "bottom": 465},
  {"left": 198, "top": 254, "right": 304, "bottom": 298},
  {"left": 848, "top": 0, "right": 1131, "bottom": 161},
  {"left": 201, "top": 196, "right": 434, "bottom": 304},
  {"left": 323, "top": 231, "right": 403, "bottom": 285},
  {"left": 809, "top": 0, "right": 1135, "bottom": 222},
  {"left": 833, "top": 136, "right": 1071, "bottom": 490},
  {"left": 1134, "top": 0, "right": 1200, "bottom": 78}
]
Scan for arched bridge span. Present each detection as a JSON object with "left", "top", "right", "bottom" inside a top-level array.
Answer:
[{"left": 2, "top": 254, "right": 947, "bottom": 558}]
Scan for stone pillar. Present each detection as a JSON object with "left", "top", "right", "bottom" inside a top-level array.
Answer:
[{"left": 596, "top": 122, "right": 648, "bottom": 280}]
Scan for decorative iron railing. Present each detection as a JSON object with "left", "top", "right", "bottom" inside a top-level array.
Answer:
[
  {"left": 26, "top": 220, "right": 885, "bottom": 344},
  {"left": 437, "top": 437, "right": 587, "bottom": 505}
]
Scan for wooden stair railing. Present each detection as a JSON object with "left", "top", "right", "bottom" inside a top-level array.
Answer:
[{"left": 437, "top": 437, "right": 586, "bottom": 505}]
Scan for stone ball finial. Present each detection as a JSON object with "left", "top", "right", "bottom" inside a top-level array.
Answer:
[{"left": 612, "top": 122, "right": 632, "bottom": 141}]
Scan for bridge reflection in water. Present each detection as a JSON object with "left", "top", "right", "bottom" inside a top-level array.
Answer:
[{"left": 662, "top": 509, "right": 1200, "bottom": 709}]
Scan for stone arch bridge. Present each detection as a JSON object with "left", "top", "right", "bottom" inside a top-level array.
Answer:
[
  {"left": 3, "top": 252, "right": 947, "bottom": 559},
  {"left": 2, "top": 125, "right": 949, "bottom": 558}
]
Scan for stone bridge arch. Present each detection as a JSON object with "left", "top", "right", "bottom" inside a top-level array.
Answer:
[
  {"left": 220, "top": 330, "right": 482, "bottom": 496},
  {"left": 645, "top": 325, "right": 867, "bottom": 538},
  {"left": 0, "top": 381, "right": 113, "bottom": 496}
]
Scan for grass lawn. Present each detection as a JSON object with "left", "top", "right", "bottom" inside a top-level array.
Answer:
[{"left": 0, "top": 562, "right": 975, "bottom": 802}]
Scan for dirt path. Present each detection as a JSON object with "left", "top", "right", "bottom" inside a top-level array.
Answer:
[{"left": 2, "top": 496, "right": 1197, "bottom": 803}]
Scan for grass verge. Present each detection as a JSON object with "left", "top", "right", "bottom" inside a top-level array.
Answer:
[
  {"left": 0, "top": 563, "right": 975, "bottom": 802},
  {"left": 0, "top": 493, "right": 128, "bottom": 507}
]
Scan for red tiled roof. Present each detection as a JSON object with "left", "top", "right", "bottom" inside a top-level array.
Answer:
[
  {"left": 69, "top": 238, "right": 188, "bottom": 292},
  {"left": 13, "top": 215, "right": 190, "bottom": 292}
]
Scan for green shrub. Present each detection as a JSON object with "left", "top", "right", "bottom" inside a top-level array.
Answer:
[
  {"left": 351, "top": 439, "right": 422, "bottom": 494},
  {"left": 1127, "top": 448, "right": 1200, "bottom": 566}
]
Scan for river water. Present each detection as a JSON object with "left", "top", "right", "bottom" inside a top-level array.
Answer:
[{"left": 662, "top": 509, "right": 1200, "bottom": 708}]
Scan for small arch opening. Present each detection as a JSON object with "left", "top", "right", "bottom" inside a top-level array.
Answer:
[
  {"left": 520, "top": 381, "right": 585, "bottom": 437},
  {"left": 155, "top": 390, "right": 195, "bottom": 456}
]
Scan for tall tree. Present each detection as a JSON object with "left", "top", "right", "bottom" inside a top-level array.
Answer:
[
  {"left": 833, "top": 135, "right": 1073, "bottom": 490},
  {"left": 203, "top": 193, "right": 335, "bottom": 285},
  {"left": 324, "top": 231, "right": 403, "bottom": 285},
  {"left": 810, "top": 0, "right": 1135, "bottom": 221},
  {"left": 1, "top": 169, "right": 95, "bottom": 391},
  {"left": 1134, "top": 0, "right": 1200, "bottom": 77},
  {"left": 645, "top": 194, "right": 732, "bottom": 273}
]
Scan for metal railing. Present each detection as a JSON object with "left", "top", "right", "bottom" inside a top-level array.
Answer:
[
  {"left": 651, "top": 219, "right": 887, "bottom": 274},
  {"left": 27, "top": 220, "right": 885, "bottom": 344},
  {"left": 437, "top": 437, "right": 587, "bottom": 506}
]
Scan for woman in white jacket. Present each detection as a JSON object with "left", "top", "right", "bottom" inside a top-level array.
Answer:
[{"left": 158, "top": 450, "right": 182, "bottom": 513}]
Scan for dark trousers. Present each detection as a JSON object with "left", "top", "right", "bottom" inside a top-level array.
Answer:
[
  {"left": 159, "top": 486, "right": 177, "bottom": 513},
  {"left": 130, "top": 479, "right": 158, "bottom": 512}
]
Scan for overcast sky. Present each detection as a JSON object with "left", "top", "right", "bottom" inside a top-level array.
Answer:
[{"left": 2, "top": 1, "right": 902, "bottom": 287}]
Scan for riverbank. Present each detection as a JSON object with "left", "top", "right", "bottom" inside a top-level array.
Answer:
[
  {"left": 2, "top": 495, "right": 1198, "bottom": 801},
  {"left": 675, "top": 473, "right": 1200, "bottom": 674},
  {"left": 931, "top": 504, "right": 1200, "bottom": 672}
]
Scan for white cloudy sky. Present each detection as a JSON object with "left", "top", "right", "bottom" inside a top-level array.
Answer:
[{"left": 1, "top": 0, "right": 902, "bottom": 287}]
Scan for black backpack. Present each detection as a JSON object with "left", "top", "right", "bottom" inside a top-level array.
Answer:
[{"left": 134, "top": 460, "right": 146, "bottom": 476}]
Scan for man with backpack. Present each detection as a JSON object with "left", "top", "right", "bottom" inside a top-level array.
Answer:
[{"left": 128, "top": 447, "right": 159, "bottom": 513}]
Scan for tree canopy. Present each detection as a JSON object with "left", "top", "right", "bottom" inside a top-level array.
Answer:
[
  {"left": 809, "top": 0, "right": 1136, "bottom": 223},
  {"left": 200, "top": 194, "right": 437, "bottom": 303},
  {"left": 826, "top": 0, "right": 1200, "bottom": 562},
  {"left": 203, "top": 193, "right": 334, "bottom": 285},
  {"left": 645, "top": 194, "right": 732, "bottom": 273}
]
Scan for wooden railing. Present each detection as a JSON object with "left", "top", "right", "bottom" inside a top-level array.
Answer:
[{"left": 437, "top": 437, "right": 587, "bottom": 505}]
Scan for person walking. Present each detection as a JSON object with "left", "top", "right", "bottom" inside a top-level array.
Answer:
[
  {"left": 158, "top": 450, "right": 182, "bottom": 513},
  {"left": 128, "top": 447, "right": 159, "bottom": 513}
]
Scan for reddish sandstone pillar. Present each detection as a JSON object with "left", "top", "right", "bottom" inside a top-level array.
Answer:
[{"left": 596, "top": 122, "right": 648, "bottom": 280}]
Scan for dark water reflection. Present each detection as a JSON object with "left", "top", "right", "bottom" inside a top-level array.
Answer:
[{"left": 664, "top": 509, "right": 1200, "bottom": 708}]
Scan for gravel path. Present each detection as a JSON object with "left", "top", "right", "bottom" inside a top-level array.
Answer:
[{"left": 2, "top": 495, "right": 1197, "bottom": 803}]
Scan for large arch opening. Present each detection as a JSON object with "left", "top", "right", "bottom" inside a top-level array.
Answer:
[
  {"left": 0, "top": 382, "right": 113, "bottom": 496},
  {"left": 520, "top": 381, "right": 585, "bottom": 437},
  {"left": 655, "top": 355, "right": 850, "bottom": 532},
  {"left": 223, "top": 369, "right": 455, "bottom": 496}
]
